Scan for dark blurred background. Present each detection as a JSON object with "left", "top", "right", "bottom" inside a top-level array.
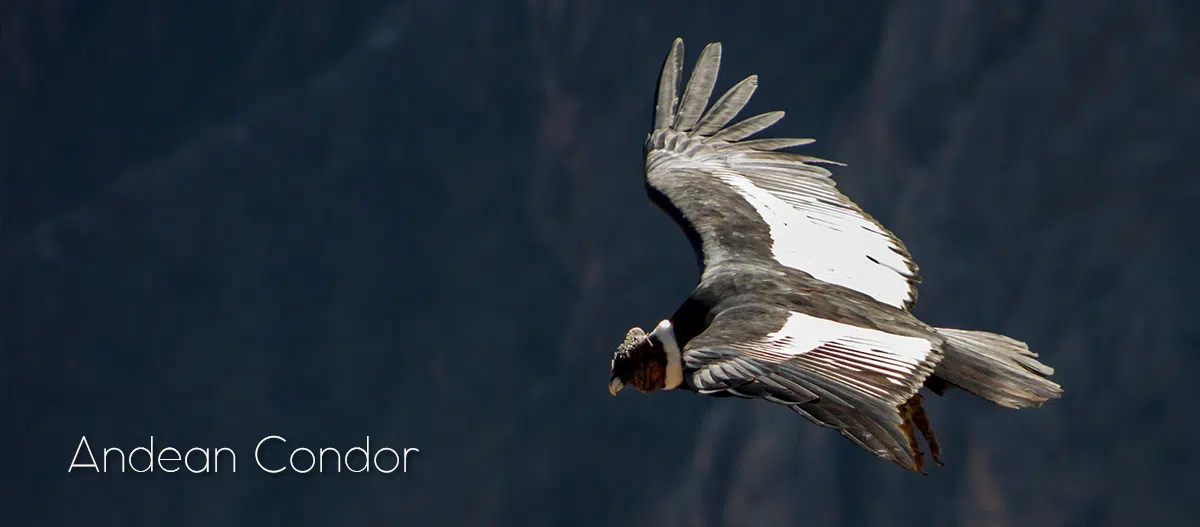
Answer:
[{"left": 3, "top": 1, "right": 1198, "bottom": 525}]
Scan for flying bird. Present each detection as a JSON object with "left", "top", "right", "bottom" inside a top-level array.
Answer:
[{"left": 608, "top": 38, "right": 1063, "bottom": 473}]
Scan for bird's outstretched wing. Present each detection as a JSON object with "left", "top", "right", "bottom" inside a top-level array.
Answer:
[
  {"left": 683, "top": 302, "right": 944, "bottom": 471},
  {"left": 644, "top": 38, "right": 920, "bottom": 310}
]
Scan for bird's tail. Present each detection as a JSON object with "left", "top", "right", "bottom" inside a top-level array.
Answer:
[{"left": 931, "top": 328, "right": 1063, "bottom": 408}]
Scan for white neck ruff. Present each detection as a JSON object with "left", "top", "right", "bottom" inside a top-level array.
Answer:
[{"left": 652, "top": 319, "right": 683, "bottom": 390}]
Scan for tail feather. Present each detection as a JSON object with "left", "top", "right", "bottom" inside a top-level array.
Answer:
[{"left": 932, "top": 328, "right": 1063, "bottom": 408}]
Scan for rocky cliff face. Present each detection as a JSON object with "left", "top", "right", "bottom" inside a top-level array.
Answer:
[{"left": 4, "top": 1, "right": 1197, "bottom": 525}]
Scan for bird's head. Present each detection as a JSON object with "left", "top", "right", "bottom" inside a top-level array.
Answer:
[
  {"left": 609, "top": 320, "right": 677, "bottom": 395},
  {"left": 609, "top": 327, "right": 647, "bottom": 395}
]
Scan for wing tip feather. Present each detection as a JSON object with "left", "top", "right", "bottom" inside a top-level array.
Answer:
[
  {"left": 653, "top": 38, "right": 687, "bottom": 130},
  {"left": 673, "top": 41, "right": 723, "bottom": 132},
  {"left": 651, "top": 39, "right": 786, "bottom": 144}
]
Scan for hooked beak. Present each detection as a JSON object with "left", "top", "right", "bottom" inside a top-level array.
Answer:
[{"left": 608, "top": 377, "right": 625, "bottom": 396}]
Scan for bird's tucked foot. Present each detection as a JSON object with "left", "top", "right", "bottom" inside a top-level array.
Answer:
[
  {"left": 908, "top": 393, "right": 943, "bottom": 466},
  {"left": 897, "top": 397, "right": 925, "bottom": 473}
]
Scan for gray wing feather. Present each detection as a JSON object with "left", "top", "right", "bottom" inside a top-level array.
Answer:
[
  {"left": 693, "top": 75, "right": 757, "bottom": 136},
  {"left": 673, "top": 42, "right": 723, "bottom": 132},
  {"left": 653, "top": 38, "right": 685, "bottom": 131},
  {"left": 791, "top": 403, "right": 914, "bottom": 468},
  {"left": 716, "top": 137, "right": 817, "bottom": 152},
  {"left": 707, "top": 111, "right": 785, "bottom": 142}
]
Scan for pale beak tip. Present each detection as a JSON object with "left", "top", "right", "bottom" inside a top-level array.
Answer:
[{"left": 608, "top": 378, "right": 624, "bottom": 396}]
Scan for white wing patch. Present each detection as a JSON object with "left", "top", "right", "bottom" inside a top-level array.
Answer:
[
  {"left": 712, "top": 169, "right": 914, "bottom": 309},
  {"left": 756, "top": 311, "right": 933, "bottom": 396}
]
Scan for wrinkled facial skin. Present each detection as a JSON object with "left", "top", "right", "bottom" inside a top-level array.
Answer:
[{"left": 609, "top": 327, "right": 647, "bottom": 395}]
